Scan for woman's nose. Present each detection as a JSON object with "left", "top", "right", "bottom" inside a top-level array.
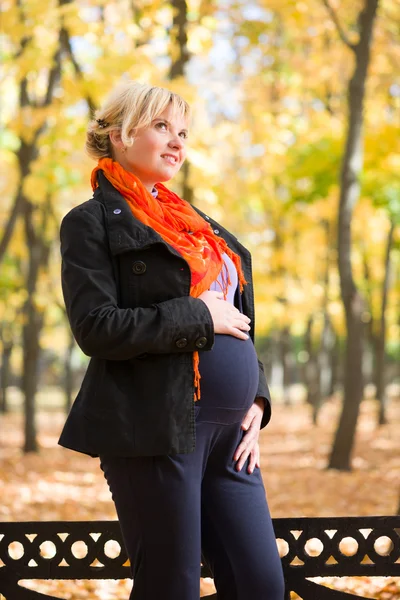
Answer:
[{"left": 168, "top": 135, "right": 184, "bottom": 150}]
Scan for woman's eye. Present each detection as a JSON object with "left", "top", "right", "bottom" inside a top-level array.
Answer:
[
  {"left": 179, "top": 131, "right": 188, "bottom": 139},
  {"left": 156, "top": 122, "right": 167, "bottom": 130}
]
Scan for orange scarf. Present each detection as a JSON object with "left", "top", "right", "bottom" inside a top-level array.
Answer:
[{"left": 91, "top": 157, "right": 247, "bottom": 400}]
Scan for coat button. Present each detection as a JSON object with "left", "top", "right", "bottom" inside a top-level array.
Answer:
[
  {"left": 132, "top": 261, "right": 146, "bottom": 275},
  {"left": 214, "top": 228, "right": 220, "bottom": 234},
  {"left": 113, "top": 209, "right": 122, "bottom": 214},
  {"left": 176, "top": 338, "right": 188, "bottom": 348},
  {"left": 195, "top": 336, "right": 207, "bottom": 349}
]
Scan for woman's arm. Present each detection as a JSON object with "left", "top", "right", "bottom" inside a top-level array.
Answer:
[{"left": 60, "top": 204, "right": 214, "bottom": 360}]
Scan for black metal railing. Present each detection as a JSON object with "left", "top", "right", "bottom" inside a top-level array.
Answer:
[{"left": 0, "top": 516, "right": 399, "bottom": 599}]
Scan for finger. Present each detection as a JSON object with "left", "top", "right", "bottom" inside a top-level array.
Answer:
[
  {"left": 227, "top": 303, "right": 241, "bottom": 312},
  {"left": 228, "top": 308, "right": 250, "bottom": 322},
  {"left": 242, "top": 410, "right": 258, "bottom": 431},
  {"left": 228, "top": 310, "right": 251, "bottom": 328},
  {"left": 229, "top": 310, "right": 250, "bottom": 321},
  {"left": 235, "top": 449, "right": 250, "bottom": 472},
  {"left": 248, "top": 415, "right": 261, "bottom": 431},
  {"left": 244, "top": 409, "right": 263, "bottom": 430},
  {"left": 231, "top": 318, "right": 251, "bottom": 331},
  {"left": 229, "top": 328, "right": 249, "bottom": 340},
  {"left": 233, "top": 441, "right": 245, "bottom": 462},
  {"left": 256, "top": 445, "right": 260, "bottom": 468},
  {"left": 241, "top": 411, "right": 255, "bottom": 431},
  {"left": 233, "top": 433, "right": 251, "bottom": 460},
  {"left": 248, "top": 448, "right": 258, "bottom": 474},
  {"left": 234, "top": 428, "right": 257, "bottom": 460}
]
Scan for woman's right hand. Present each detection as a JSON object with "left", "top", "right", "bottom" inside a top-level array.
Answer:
[{"left": 198, "top": 290, "right": 251, "bottom": 340}]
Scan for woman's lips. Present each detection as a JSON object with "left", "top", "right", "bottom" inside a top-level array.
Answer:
[{"left": 161, "top": 154, "right": 178, "bottom": 165}]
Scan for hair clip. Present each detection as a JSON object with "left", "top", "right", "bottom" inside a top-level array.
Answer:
[{"left": 96, "top": 118, "right": 109, "bottom": 129}]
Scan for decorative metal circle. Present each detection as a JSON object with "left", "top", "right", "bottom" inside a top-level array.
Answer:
[
  {"left": 62, "top": 533, "right": 97, "bottom": 567},
  {"left": 0, "top": 533, "right": 32, "bottom": 566},
  {"left": 96, "top": 533, "right": 127, "bottom": 567},
  {"left": 364, "top": 528, "right": 400, "bottom": 565},
  {"left": 31, "top": 533, "right": 64, "bottom": 565}
]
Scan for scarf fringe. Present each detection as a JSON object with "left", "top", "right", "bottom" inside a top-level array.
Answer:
[{"left": 193, "top": 351, "right": 201, "bottom": 401}]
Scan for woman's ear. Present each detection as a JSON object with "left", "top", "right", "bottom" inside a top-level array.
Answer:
[{"left": 109, "top": 129, "right": 123, "bottom": 149}]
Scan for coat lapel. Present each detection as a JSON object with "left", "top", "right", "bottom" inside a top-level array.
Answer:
[
  {"left": 96, "top": 172, "right": 181, "bottom": 257},
  {"left": 96, "top": 171, "right": 250, "bottom": 271}
]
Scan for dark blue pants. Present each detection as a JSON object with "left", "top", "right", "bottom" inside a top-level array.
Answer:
[{"left": 100, "top": 404, "right": 285, "bottom": 600}]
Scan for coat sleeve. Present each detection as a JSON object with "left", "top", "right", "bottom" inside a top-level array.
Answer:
[
  {"left": 60, "top": 203, "right": 214, "bottom": 361},
  {"left": 256, "top": 359, "right": 272, "bottom": 429}
]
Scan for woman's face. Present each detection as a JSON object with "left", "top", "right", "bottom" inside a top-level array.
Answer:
[{"left": 111, "top": 104, "right": 188, "bottom": 191}]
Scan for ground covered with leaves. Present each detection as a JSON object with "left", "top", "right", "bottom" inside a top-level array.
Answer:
[{"left": 0, "top": 393, "right": 399, "bottom": 599}]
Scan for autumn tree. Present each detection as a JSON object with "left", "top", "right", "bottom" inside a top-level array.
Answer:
[{"left": 323, "top": 0, "right": 379, "bottom": 470}]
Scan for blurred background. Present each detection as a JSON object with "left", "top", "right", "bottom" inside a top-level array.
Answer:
[{"left": 0, "top": 0, "right": 399, "bottom": 597}]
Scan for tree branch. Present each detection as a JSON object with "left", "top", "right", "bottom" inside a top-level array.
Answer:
[
  {"left": 322, "top": 0, "right": 356, "bottom": 51},
  {"left": 59, "top": 27, "right": 96, "bottom": 115},
  {"left": 44, "top": 45, "right": 62, "bottom": 107},
  {"left": 0, "top": 192, "right": 24, "bottom": 264}
]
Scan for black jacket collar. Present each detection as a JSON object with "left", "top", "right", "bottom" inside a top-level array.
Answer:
[{"left": 95, "top": 170, "right": 248, "bottom": 260}]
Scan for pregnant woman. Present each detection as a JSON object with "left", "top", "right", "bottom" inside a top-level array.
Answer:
[{"left": 58, "top": 80, "right": 285, "bottom": 600}]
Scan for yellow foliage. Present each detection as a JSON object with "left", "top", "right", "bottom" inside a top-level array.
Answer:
[
  {"left": 0, "top": 0, "right": 398, "bottom": 352},
  {"left": 22, "top": 174, "right": 49, "bottom": 205}
]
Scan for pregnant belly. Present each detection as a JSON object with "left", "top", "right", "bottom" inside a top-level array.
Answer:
[{"left": 197, "top": 334, "right": 259, "bottom": 410}]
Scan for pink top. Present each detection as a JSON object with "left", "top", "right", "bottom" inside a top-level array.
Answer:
[{"left": 209, "top": 252, "right": 238, "bottom": 305}]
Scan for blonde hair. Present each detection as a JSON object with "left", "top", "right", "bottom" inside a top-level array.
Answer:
[{"left": 85, "top": 81, "right": 191, "bottom": 161}]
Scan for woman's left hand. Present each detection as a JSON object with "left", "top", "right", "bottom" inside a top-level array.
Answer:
[{"left": 233, "top": 397, "right": 265, "bottom": 474}]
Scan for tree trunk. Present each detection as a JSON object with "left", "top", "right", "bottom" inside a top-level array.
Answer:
[
  {"left": 280, "top": 326, "right": 292, "bottom": 406},
  {"left": 269, "top": 330, "right": 283, "bottom": 392},
  {"left": 328, "top": 0, "right": 379, "bottom": 471},
  {"left": 329, "top": 334, "right": 340, "bottom": 396},
  {"left": 169, "top": 0, "right": 193, "bottom": 203},
  {"left": 22, "top": 305, "right": 41, "bottom": 452},
  {"left": 17, "top": 136, "right": 49, "bottom": 454},
  {"left": 304, "top": 315, "right": 321, "bottom": 422},
  {"left": 0, "top": 188, "right": 25, "bottom": 266},
  {"left": 17, "top": 139, "right": 43, "bottom": 452},
  {"left": 362, "top": 246, "right": 379, "bottom": 396},
  {"left": 376, "top": 220, "right": 395, "bottom": 425},
  {"left": 14, "top": 5, "right": 63, "bottom": 451},
  {"left": 169, "top": 0, "right": 189, "bottom": 79},
  {"left": 318, "top": 312, "right": 335, "bottom": 398},
  {"left": 315, "top": 219, "right": 336, "bottom": 418},
  {"left": 22, "top": 199, "right": 51, "bottom": 453},
  {"left": 0, "top": 340, "right": 13, "bottom": 414}
]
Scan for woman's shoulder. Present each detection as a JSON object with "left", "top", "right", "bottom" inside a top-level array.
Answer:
[{"left": 61, "top": 192, "right": 105, "bottom": 227}]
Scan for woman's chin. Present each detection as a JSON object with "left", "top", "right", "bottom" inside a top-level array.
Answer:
[{"left": 157, "top": 169, "right": 180, "bottom": 183}]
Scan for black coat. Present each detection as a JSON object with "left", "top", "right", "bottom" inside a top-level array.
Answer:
[{"left": 58, "top": 172, "right": 271, "bottom": 457}]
